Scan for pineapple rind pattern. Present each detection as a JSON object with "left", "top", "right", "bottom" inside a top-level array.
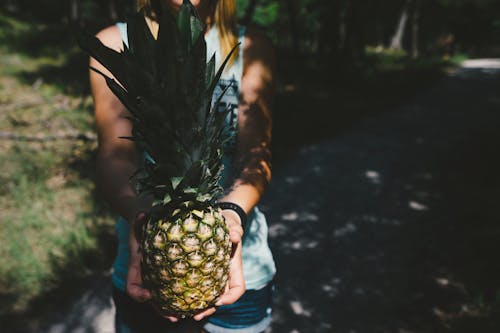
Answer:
[{"left": 141, "top": 207, "right": 231, "bottom": 316}]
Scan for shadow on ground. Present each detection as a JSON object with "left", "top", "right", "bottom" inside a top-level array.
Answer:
[{"left": 261, "top": 64, "right": 500, "bottom": 332}]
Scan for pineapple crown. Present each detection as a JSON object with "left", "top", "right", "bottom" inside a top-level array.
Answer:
[{"left": 77, "top": 0, "right": 238, "bottom": 215}]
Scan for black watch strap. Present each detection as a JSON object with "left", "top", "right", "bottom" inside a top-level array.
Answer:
[{"left": 215, "top": 202, "right": 247, "bottom": 232}]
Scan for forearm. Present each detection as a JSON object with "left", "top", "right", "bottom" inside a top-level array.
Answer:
[
  {"left": 219, "top": 182, "right": 262, "bottom": 214},
  {"left": 96, "top": 149, "right": 151, "bottom": 222},
  {"left": 219, "top": 158, "right": 271, "bottom": 214}
]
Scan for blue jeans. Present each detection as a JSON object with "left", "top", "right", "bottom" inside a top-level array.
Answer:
[{"left": 113, "top": 283, "right": 274, "bottom": 333}]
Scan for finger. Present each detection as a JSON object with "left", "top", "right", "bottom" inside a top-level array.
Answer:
[
  {"left": 126, "top": 279, "right": 151, "bottom": 302},
  {"left": 229, "top": 225, "right": 243, "bottom": 244},
  {"left": 127, "top": 285, "right": 151, "bottom": 303},
  {"left": 215, "top": 283, "right": 245, "bottom": 306},
  {"left": 126, "top": 263, "right": 151, "bottom": 302},
  {"left": 222, "top": 212, "right": 243, "bottom": 243},
  {"left": 126, "top": 283, "right": 151, "bottom": 302},
  {"left": 193, "top": 307, "right": 216, "bottom": 321},
  {"left": 165, "top": 316, "right": 179, "bottom": 323}
]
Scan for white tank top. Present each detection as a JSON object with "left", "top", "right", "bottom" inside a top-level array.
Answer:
[{"left": 112, "top": 21, "right": 276, "bottom": 291}]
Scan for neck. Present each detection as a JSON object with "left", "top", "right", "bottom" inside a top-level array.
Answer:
[
  {"left": 144, "top": 1, "right": 214, "bottom": 39},
  {"left": 158, "top": 1, "right": 213, "bottom": 26}
]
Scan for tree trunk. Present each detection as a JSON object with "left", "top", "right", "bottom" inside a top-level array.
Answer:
[
  {"left": 390, "top": 0, "right": 411, "bottom": 50},
  {"left": 243, "top": 0, "right": 258, "bottom": 25},
  {"left": 411, "top": 0, "right": 421, "bottom": 58}
]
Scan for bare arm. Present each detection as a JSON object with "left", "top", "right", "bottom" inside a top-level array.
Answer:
[
  {"left": 90, "top": 26, "right": 151, "bottom": 223},
  {"left": 197, "top": 28, "right": 276, "bottom": 315},
  {"left": 219, "top": 27, "right": 275, "bottom": 215},
  {"left": 90, "top": 25, "right": 154, "bottom": 307}
]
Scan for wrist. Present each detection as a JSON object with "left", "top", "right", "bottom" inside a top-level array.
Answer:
[
  {"left": 123, "top": 197, "right": 152, "bottom": 224},
  {"left": 221, "top": 209, "right": 242, "bottom": 225},
  {"left": 215, "top": 201, "right": 248, "bottom": 232}
]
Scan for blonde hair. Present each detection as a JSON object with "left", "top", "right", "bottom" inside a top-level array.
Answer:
[{"left": 137, "top": 0, "right": 239, "bottom": 66}]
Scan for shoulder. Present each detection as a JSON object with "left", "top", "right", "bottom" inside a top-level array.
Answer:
[
  {"left": 242, "top": 25, "right": 275, "bottom": 82},
  {"left": 95, "top": 24, "right": 124, "bottom": 52},
  {"left": 240, "top": 26, "right": 275, "bottom": 102},
  {"left": 243, "top": 25, "right": 275, "bottom": 63},
  {"left": 89, "top": 24, "right": 126, "bottom": 97}
]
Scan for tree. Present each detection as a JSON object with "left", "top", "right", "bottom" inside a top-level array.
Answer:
[
  {"left": 242, "top": 0, "right": 259, "bottom": 25},
  {"left": 390, "top": 0, "right": 412, "bottom": 50}
]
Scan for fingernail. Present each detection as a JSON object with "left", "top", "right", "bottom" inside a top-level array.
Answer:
[{"left": 215, "top": 301, "right": 223, "bottom": 306}]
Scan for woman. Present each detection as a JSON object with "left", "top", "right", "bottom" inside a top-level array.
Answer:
[{"left": 89, "top": 0, "right": 276, "bottom": 332}]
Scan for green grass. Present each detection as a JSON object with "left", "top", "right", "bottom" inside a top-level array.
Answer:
[
  {"left": 0, "top": 142, "right": 110, "bottom": 313},
  {"left": 364, "top": 45, "right": 453, "bottom": 74},
  {"left": 0, "top": 13, "right": 114, "bottom": 321},
  {"left": 448, "top": 52, "right": 470, "bottom": 65}
]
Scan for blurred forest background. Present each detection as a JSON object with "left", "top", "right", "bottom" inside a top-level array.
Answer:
[{"left": 1, "top": 0, "right": 500, "bottom": 332}]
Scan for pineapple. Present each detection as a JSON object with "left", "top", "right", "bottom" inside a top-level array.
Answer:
[{"left": 78, "top": 0, "right": 238, "bottom": 317}]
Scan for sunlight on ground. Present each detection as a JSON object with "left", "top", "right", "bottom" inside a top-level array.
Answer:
[
  {"left": 280, "top": 211, "right": 318, "bottom": 222},
  {"left": 333, "top": 222, "right": 357, "bottom": 238},
  {"left": 365, "top": 170, "right": 382, "bottom": 184},
  {"left": 408, "top": 200, "right": 428, "bottom": 211},
  {"left": 461, "top": 59, "right": 500, "bottom": 69},
  {"left": 456, "top": 58, "right": 500, "bottom": 78}
]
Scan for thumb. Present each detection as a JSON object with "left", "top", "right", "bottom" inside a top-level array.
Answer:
[
  {"left": 215, "top": 284, "right": 245, "bottom": 306},
  {"left": 127, "top": 284, "right": 151, "bottom": 303},
  {"left": 126, "top": 263, "right": 152, "bottom": 303}
]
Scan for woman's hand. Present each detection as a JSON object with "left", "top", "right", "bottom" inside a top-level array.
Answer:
[{"left": 126, "top": 211, "right": 245, "bottom": 322}]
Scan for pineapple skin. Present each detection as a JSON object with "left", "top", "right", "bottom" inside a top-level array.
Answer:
[{"left": 141, "top": 207, "right": 231, "bottom": 317}]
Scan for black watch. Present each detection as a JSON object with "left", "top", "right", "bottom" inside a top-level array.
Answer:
[{"left": 215, "top": 201, "right": 248, "bottom": 232}]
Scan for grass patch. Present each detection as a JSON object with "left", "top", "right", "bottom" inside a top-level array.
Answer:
[
  {"left": 0, "top": 12, "right": 114, "bottom": 324},
  {"left": 0, "top": 142, "right": 113, "bottom": 315},
  {"left": 448, "top": 52, "right": 470, "bottom": 66}
]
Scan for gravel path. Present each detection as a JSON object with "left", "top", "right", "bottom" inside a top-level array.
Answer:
[{"left": 42, "top": 61, "right": 500, "bottom": 333}]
